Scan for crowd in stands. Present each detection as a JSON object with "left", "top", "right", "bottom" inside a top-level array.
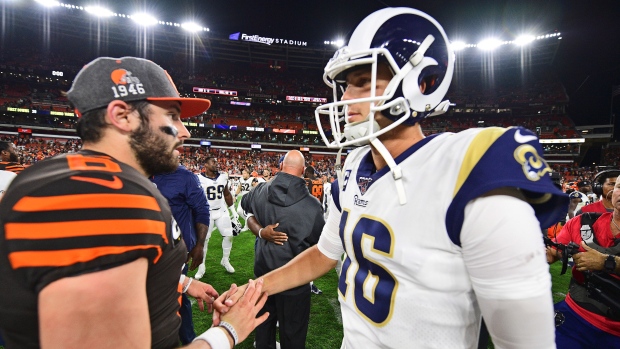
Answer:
[
  {"left": 0, "top": 134, "right": 340, "bottom": 178},
  {"left": 1, "top": 47, "right": 577, "bottom": 135},
  {"left": 3, "top": 132, "right": 613, "bottom": 192},
  {"left": 0, "top": 45, "right": 592, "bottom": 184}
]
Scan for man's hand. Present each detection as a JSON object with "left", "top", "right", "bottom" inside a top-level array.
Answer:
[
  {"left": 574, "top": 241, "right": 606, "bottom": 272},
  {"left": 187, "top": 243, "right": 204, "bottom": 270},
  {"left": 546, "top": 246, "right": 560, "bottom": 264},
  {"left": 260, "top": 223, "right": 288, "bottom": 245},
  {"left": 206, "top": 279, "right": 269, "bottom": 345},
  {"left": 186, "top": 279, "right": 219, "bottom": 313},
  {"left": 213, "top": 283, "right": 248, "bottom": 326}
]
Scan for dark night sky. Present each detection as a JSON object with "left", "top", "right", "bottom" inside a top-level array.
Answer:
[{"left": 96, "top": 0, "right": 620, "bottom": 127}]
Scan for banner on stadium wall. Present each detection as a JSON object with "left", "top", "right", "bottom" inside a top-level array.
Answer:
[
  {"left": 247, "top": 92, "right": 278, "bottom": 99},
  {"left": 229, "top": 32, "right": 307, "bottom": 47},
  {"left": 273, "top": 128, "right": 296, "bottom": 134},
  {"left": 286, "top": 96, "right": 327, "bottom": 103},
  {"left": 3, "top": 107, "right": 75, "bottom": 117},
  {"left": 193, "top": 87, "right": 238, "bottom": 96}
]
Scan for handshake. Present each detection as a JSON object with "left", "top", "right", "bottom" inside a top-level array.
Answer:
[{"left": 194, "top": 279, "right": 269, "bottom": 349}]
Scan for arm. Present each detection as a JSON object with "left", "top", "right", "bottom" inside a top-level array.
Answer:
[
  {"left": 574, "top": 241, "right": 620, "bottom": 274},
  {"left": 186, "top": 174, "right": 211, "bottom": 270},
  {"left": 39, "top": 258, "right": 152, "bottom": 349},
  {"left": 223, "top": 184, "right": 234, "bottom": 207},
  {"left": 247, "top": 215, "right": 288, "bottom": 245},
  {"left": 262, "top": 245, "right": 336, "bottom": 295},
  {"left": 461, "top": 189, "right": 555, "bottom": 349},
  {"left": 188, "top": 222, "right": 209, "bottom": 270}
]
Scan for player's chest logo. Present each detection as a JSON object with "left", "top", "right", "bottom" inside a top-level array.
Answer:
[{"left": 357, "top": 176, "right": 373, "bottom": 195}]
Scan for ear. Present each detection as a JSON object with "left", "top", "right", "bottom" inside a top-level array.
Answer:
[{"left": 106, "top": 100, "right": 139, "bottom": 133}]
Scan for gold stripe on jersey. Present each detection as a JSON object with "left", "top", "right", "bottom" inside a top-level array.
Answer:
[
  {"left": 9, "top": 245, "right": 164, "bottom": 268},
  {"left": 13, "top": 193, "right": 161, "bottom": 212},
  {"left": 453, "top": 127, "right": 506, "bottom": 197}
]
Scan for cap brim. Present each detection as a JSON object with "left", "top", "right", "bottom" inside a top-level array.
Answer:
[{"left": 147, "top": 97, "right": 211, "bottom": 118}]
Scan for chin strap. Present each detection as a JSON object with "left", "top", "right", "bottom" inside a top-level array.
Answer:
[
  {"left": 370, "top": 138, "right": 407, "bottom": 205},
  {"left": 334, "top": 147, "right": 345, "bottom": 192}
]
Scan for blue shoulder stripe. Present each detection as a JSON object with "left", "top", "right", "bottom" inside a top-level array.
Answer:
[
  {"left": 331, "top": 180, "right": 341, "bottom": 212},
  {"left": 446, "top": 127, "right": 568, "bottom": 246}
]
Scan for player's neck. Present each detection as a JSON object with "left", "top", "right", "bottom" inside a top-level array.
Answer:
[
  {"left": 603, "top": 197, "right": 614, "bottom": 209},
  {"left": 205, "top": 170, "right": 217, "bottom": 177},
  {"left": 81, "top": 139, "right": 146, "bottom": 176},
  {"left": 370, "top": 124, "right": 425, "bottom": 171}
]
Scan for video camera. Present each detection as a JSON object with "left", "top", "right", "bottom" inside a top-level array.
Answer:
[
  {"left": 543, "top": 237, "right": 580, "bottom": 275},
  {"left": 544, "top": 238, "right": 620, "bottom": 317}
]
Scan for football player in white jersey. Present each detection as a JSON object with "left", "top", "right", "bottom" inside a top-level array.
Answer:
[
  {"left": 214, "top": 7, "right": 568, "bottom": 349},
  {"left": 235, "top": 169, "right": 253, "bottom": 230},
  {"left": 194, "top": 157, "right": 240, "bottom": 276}
]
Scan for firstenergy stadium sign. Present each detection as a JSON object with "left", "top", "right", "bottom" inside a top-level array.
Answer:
[{"left": 229, "top": 32, "right": 307, "bottom": 47}]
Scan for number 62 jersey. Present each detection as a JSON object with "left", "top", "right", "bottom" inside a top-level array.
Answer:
[{"left": 317, "top": 127, "right": 567, "bottom": 349}]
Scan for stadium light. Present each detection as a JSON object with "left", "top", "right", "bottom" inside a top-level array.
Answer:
[
  {"left": 451, "top": 41, "right": 467, "bottom": 51},
  {"left": 515, "top": 35, "right": 535, "bottom": 46},
  {"left": 84, "top": 6, "right": 114, "bottom": 17},
  {"left": 334, "top": 39, "right": 344, "bottom": 47},
  {"left": 131, "top": 13, "right": 158, "bottom": 26},
  {"left": 477, "top": 38, "right": 502, "bottom": 51},
  {"left": 181, "top": 22, "right": 203, "bottom": 33},
  {"left": 35, "top": 0, "right": 60, "bottom": 7}
]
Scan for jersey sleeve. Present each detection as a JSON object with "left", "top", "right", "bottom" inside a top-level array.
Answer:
[
  {"left": 184, "top": 171, "right": 210, "bottom": 226},
  {"left": 1, "top": 174, "right": 169, "bottom": 293},
  {"left": 446, "top": 127, "right": 569, "bottom": 246}
]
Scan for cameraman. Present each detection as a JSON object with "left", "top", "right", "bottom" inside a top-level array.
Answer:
[{"left": 546, "top": 175, "right": 620, "bottom": 347}]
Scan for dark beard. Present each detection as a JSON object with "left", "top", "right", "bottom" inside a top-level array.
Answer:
[{"left": 129, "top": 122, "right": 179, "bottom": 176}]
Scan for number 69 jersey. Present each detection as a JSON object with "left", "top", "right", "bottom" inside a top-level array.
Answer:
[
  {"left": 318, "top": 127, "right": 567, "bottom": 348},
  {"left": 196, "top": 173, "right": 229, "bottom": 220}
]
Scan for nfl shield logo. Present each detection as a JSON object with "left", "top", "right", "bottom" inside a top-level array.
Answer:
[{"left": 357, "top": 176, "right": 373, "bottom": 195}]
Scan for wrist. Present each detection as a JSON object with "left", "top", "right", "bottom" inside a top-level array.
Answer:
[
  {"left": 182, "top": 278, "right": 193, "bottom": 293},
  {"left": 194, "top": 327, "right": 233, "bottom": 349},
  {"left": 218, "top": 321, "right": 238, "bottom": 346},
  {"left": 258, "top": 228, "right": 263, "bottom": 238}
]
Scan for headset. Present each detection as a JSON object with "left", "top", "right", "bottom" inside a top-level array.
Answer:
[{"left": 592, "top": 170, "right": 620, "bottom": 196}]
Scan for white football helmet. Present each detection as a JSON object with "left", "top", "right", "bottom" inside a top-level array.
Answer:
[{"left": 315, "top": 7, "right": 455, "bottom": 148}]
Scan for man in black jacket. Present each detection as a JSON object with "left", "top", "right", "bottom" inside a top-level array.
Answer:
[{"left": 241, "top": 150, "right": 324, "bottom": 349}]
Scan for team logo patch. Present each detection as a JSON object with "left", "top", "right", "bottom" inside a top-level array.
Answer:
[
  {"left": 357, "top": 176, "right": 373, "bottom": 195},
  {"left": 513, "top": 145, "right": 551, "bottom": 181},
  {"left": 580, "top": 224, "right": 594, "bottom": 243},
  {"left": 110, "top": 69, "right": 141, "bottom": 85}
]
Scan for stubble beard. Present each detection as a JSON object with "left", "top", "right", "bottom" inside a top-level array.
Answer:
[{"left": 129, "top": 122, "right": 179, "bottom": 176}]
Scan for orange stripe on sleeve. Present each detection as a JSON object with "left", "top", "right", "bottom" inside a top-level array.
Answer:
[
  {"left": 8, "top": 245, "right": 163, "bottom": 269},
  {"left": 5, "top": 219, "right": 168, "bottom": 244},
  {"left": 13, "top": 194, "right": 161, "bottom": 212}
]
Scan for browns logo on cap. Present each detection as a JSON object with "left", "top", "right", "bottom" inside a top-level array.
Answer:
[{"left": 67, "top": 56, "right": 211, "bottom": 118}]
